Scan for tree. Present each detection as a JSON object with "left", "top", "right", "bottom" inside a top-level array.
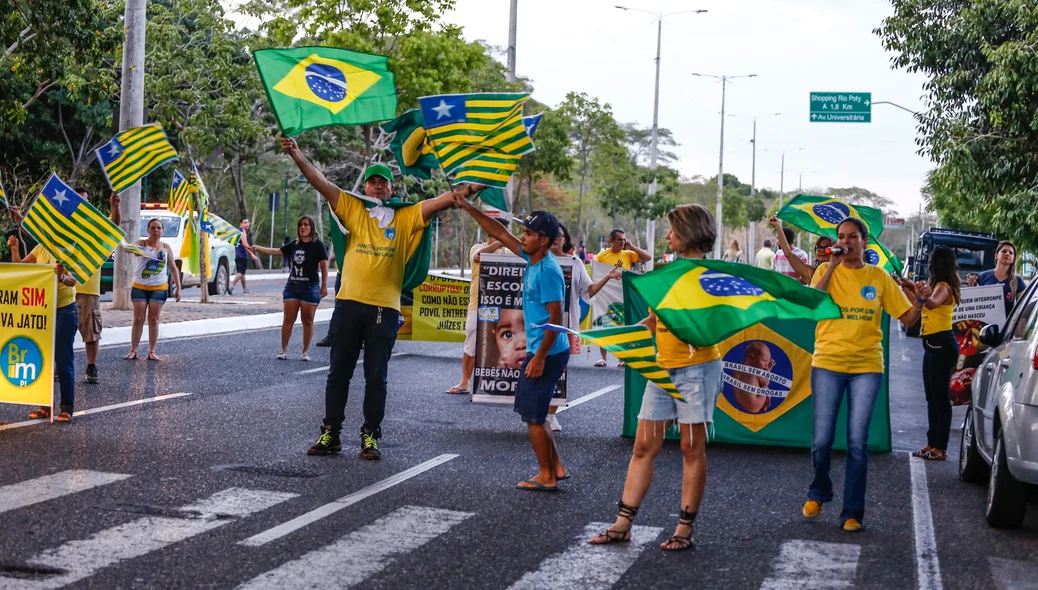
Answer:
[
  {"left": 558, "top": 92, "right": 618, "bottom": 243},
  {"left": 619, "top": 122, "right": 678, "bottom": 167},
  {"left": 513, "top": 107, "right": 573, "bottom": 215},
  {"left": 826, "top": 187, "right": 895, "bottom": 211},
  {"left": 876, "top": 0, "right": 1038, "bottom": 250}
]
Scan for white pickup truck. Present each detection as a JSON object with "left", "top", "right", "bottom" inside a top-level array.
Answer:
[{"left": 101, "top": 203, "right": 236, "bottom": 296}]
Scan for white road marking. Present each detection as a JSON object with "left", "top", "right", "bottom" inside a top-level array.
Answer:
[
  {"left": 237, "top": 505, "right": 473, "bottom": 589},
  {"left": 0, "top": 488, "right": 296, "bottom": 590},
  {"left": 507, "top": 522, "right": 661, "bottom": 590},
  {"left": 294, "top": 354, "right": 411, "bottom": 375},
  {"left": 910, "top": 456, "right": 943, "bottom": 590},
  {"left": 0, "top": 470, "right": 130, "bottom": 515},
  {"left": 760, "top": 540, "right": 861, "bottom": 589},
  {"left": 0, "top": 394, "right": 194, "bottom": 432},
  {"left": 989, "top": 557, "right": 1038, "bottom": 590},
  {"left": 239, "top": 454, "right": 460, "bottom": 547},
  {"left": 555, "top": 385, "right": 622, "bottom": 414}
]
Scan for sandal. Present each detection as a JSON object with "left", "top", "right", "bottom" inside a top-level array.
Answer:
[
  {"left": 617, "top": 361, "right": 626, "bottom": 367},
  {"left": 661, "top": 509, "right": 696, "bottom": 552},
  {"left": 146, "top": 352, "right": 160, "bottom": 362},
  {"left": 594, "top": 360, "right": 607, "bottom": 368},
  {"left": 919, "top": 449, "right": 947, "bottom": 461},
  {"left": 124, "top": 351, "right": 139, "bottom": 360},
  {"left": 589, "top": 501, "right": 639, "bottom": 545},
  {"left": 446, "top": 385, "right": 470, "bottom": 394},
  {"left": 55, "top": 411, "right": 72, "bottom": 423},
  {"left": 911, "top": 446, "right": 934, "bottom": 458},
  {"left": 28, "top": 407, "right": 51, "bottom": 419}
]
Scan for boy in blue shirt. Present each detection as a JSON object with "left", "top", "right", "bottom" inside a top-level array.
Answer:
[{"left": 455, "top": 194, "right": 570, "bottom": 491}]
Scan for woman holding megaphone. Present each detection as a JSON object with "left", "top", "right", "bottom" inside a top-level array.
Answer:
[{"left": 803, "top": 216, "right": 931, "bottom": 533}]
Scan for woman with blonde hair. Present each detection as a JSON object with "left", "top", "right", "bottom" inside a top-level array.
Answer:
[
  {"left": 589, "top": 203, "right": 723, "bottom": 552},
  {"left": 721, "top": 238, "right": 743, "bottom": 263}
]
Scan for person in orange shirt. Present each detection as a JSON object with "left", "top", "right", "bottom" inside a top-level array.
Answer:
[{"left": 593, "top": 228, "right": 650, "bottom": 367}]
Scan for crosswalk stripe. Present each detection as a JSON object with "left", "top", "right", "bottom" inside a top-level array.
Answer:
[
  {"left": 507, "top": 523, "right": 663, "bottom": 590},
  {"left": 989, "top": 557, "right": 1038, "bottom": 590},
  {"left": 237, "top": 505, "right": 472, "bottom": 589},
  {"left": 0, "top": 470, "right": 130, "bottom": 515},
  {"left": 0, "top": 487, "right": 297, "bottom": 590},
  {"left": 239, "top": 453, "right": 459, "bottom": 547},
  {"left": 760, "top": 540, "right": 861, "bottom": 590}
]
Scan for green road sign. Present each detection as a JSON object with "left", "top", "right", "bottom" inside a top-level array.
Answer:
[{"left": 810, "top": 92, "right": 871, "bottom": 123}]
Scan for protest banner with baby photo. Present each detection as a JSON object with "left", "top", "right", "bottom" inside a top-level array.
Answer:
[
  {"left": 949, "top": 284, "right": 1006, "bottom": 405},
  {"left": 472, "top": 253, "right": 572, "bottom": 405}
]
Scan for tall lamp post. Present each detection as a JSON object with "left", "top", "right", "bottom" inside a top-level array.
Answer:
[
  {"left": 730, "top": 112, "right": 781, "bottom": 257},
  {"left": 692, "top": 72, "right": 757, "bottom": 259},
  {"left": 616, "top": 5, "right": 707, "bottom": 270}
]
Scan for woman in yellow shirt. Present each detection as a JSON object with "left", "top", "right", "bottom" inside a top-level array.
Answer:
[
  {"left": 589, "top": 204, "right": 721, "bottom": 552},
  {"left": 913, "top": 246, "right": 960, "bottom": 461},
  {"left": 805, "top": 217, "right": 930, "bottom": 532}
]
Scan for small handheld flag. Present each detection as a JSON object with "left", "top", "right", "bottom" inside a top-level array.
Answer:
[
  {"left": 253, "top": 47, "right": 397, "bottom": 136},
  {"left": 169, "top": 170, "right": 190, "bottom": 216},
  {"left": 206, "top": 212, "right": 241, "bottom": 246},
  {"left": 572, "top": 324, "right": 686, "bottom": 403},
  {"left": 776, "top": 195, "right": 885, "bottom": 240},
  {"left": 21, "top": 174, "right": 125, "bottom": 284},
  {"left": 119, "top": 241, "right": 159, "bottom": 259},
  {"left": 96, "top": 123, "right": 179, "bottom": 194}
]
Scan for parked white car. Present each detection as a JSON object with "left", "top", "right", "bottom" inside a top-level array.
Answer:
[{"left": 959, "top": 277, "right": 1038, "bottom": 528}]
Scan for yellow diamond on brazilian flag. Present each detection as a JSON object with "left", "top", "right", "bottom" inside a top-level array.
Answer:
[
  {"left": 716, "top": 324, "right": 814, "bottom": 432},
  {"left": 777, "top": 194, "right": 885, "bottom": 239},
  {"left": 253, "top": 47, "right": 397, "bottom": 136},
  {"left": 629, "top": 259, "right": 842, "bottom": 348}
]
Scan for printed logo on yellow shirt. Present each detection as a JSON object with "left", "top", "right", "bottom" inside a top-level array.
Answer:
[
  {"left": 861, "top": 286, "right": 876, "bottom": 300},
  {"left": 384, "top": 227, "right": 396, "bottom": 240}
]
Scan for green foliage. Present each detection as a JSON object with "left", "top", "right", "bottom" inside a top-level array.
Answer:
[
  {"left": 876, "top": 0, "right": 1038, "bottom": 250},
  {"left": 515, "top": 106, "right": 573, "bottom": 213}
]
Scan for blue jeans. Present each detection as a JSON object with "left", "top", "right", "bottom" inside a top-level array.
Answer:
[
  {"left": 808, "top": 367, "right": 882, "bottom": 522},
  {"left": 55, "top": 303, "right": 77, "bottom": 411}
]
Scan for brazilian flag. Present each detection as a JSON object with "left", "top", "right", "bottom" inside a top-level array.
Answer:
[
  {"left": 253, "top": 47, "right": 397, "bottom": 136},
  {"left": 629, "top": 259, "right": 842, "bottom": 348},
  {"left": 777, "top": 194, "right": 885, "bottom": 239},
  {"left": 866, "top": 240, "right": 903, "bottom": 275},
  {"left": 381, "top": 109, "right": 440, "bottom": 179}
]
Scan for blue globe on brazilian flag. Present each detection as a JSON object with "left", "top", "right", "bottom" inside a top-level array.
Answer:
[{"left": 253, "top": 47, "right": 397, "bottom": 136}]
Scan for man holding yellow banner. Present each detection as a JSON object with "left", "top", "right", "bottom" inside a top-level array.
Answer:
[{"left": 0, "top": 260, "right": 59, "bottom": 419}]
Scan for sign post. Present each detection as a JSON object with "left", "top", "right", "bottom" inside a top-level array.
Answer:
[
  {"left": 268, "top": 192, "right": 279, "bottom": 270},
  {"left": 810, "top": 92, "right": 872, "bottom": 123}
]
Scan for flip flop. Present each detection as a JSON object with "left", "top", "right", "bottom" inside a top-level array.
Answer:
[
  {"left": 446, "top": 386, "right": 470, "bottom": 394},
  {"left": 517, "top": 480, "right": 558, "bottom": 492},
  {"left": 557, "top": 473, "right": 572, "bottom": 481},
  {"left": 594, "top": 360, "right": 607, "bottom": 367}
]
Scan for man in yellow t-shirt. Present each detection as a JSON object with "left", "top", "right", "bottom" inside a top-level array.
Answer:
[
  {"left": 447, "top": 221, "right": 509, "bottom": 395},
  {"left": 74, "top": 189, "right": 120, "bottom": 384},
  {"left": 8, "top": 238, "right": 79, "bottom": 422},
  {"left": 593, "top": 228, "right": 651, "bottom": 366},
  {"left": 280, "top": 136, "right": 477, "bottom": 460}
]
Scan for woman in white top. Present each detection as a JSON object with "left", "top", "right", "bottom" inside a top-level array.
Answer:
[
  {"left": 547, "top": 223, "right": 621, "bottom": 431},
  {"left": 126, "top": 217, "right": 181, "bottom": 361}
]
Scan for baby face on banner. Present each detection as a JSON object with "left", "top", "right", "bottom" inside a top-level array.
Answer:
[{"left": 494, "top": 308, "right": 527, "bottom": 369}]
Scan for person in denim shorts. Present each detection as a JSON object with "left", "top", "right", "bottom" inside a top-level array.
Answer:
[
  {"left": 590, "top": 204, "right": 723, "bottom": 553},
  {"left": 250, "top": 216, "right": 328, "bottom": 361}
]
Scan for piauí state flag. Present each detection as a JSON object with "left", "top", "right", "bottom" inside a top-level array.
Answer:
[
  {"left": 21, "top": 174, "right": 125, "bottom": 284},
  {"left": 253, "top": 47, "right": 397, "bottom": 136},
  {"left": 537, "top": 323, "right": 685, "bottom": 402},
  {"left": 95, "top": 123, "right": 179, "bottom": 195},
  {"left": 777, "top": 194, "right": 885, "bottom": 239},
  {"left": 478, "top": 113, "right": 543, "bottom": 211},
  {"left": 629, "top": 259, "right": 842, "bottom": 348},
  {"left": 168, "top": 170, "right": 190, "bottom": 216}
]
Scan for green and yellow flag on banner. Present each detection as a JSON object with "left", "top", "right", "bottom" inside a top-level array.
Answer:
[
  {"left": 629, "top": 259, "right": 842, "bottom": 348},
  {"left": 417, "top": 92, "right": 533, "bottom": 188},
  {"left": 20, "top": 174, "right": 125, "bottom": 284},
  {"left": 777, "top": 194, "right": 885, "bottom": 239},
  {"left": 95, "top": 123, "right": 179, "bottom": 194},
  {"left": 253, "top": 47, "right": 397, "bottom": 136}
]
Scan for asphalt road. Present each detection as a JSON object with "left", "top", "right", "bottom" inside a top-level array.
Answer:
[{"left": 0, "top": 314, "right": 1036, "bottom": 589}]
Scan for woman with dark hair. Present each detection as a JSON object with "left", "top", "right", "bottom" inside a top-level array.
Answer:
[
  {"left": 913, "top": 246, "right": 960, "bottom": 461},
  {"left": 126, "top": 218, "right": 182, "bottom": 361},
  {"left": 803, "top": 216, "right": 930, "bottom": 532},
  {"left": 589, "top": 204, "right": 723, "bottom": 552},
  {"left": 250, "top": 216, "right": 328, "bottom": 360},
  {"left": 768, "top": 217, "right": 833, "bottom": 283},
  {"left": 968, "top": 240, "right": 1026, "bottom": 317}
]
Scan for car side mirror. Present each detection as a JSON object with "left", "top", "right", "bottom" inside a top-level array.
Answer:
[{"left": 979, "top": 324, "right": 1001, "bottom": 347}]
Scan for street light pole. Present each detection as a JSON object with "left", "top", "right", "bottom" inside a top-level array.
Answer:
[
  {"left": 617, "top": 5, "right": 706, "bottom": 268},
  {"left": 503, "top": 0, "right": 518, "bottom": 212},
  {"left": 692, "top": 72, "right": 757, "bottom": 258}
]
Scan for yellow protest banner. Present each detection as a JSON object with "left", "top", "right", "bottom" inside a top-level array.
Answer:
[
  {"left": 397, "top": 272, "right": 470, "bottom": 342},
  {"left": 0, "top": 263, "right": 55, "bottom": 406}
]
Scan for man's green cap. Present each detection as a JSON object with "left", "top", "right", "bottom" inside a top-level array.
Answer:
[{"left": 364, "top": 163, "right": 393, "bottom": 183}]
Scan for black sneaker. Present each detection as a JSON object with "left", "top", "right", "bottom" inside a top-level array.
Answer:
[
  {"left": 307, "top": 426, "right": 342, "bottom": 456},
  {"left": 85, "top": 365, "right": 98, "bottom": 384},
  {"left": 316, "top": 335, "right": 332, "bottom": 348},
  {"left": 360, "top": 432, "right": 381, "bottom": 460}
]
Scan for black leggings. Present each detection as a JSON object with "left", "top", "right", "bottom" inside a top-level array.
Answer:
[{"left": 922, "top": 330, "right": 957, "bottom": 450}]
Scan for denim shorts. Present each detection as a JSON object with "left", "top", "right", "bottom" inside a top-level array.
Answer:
[
  {"left": 515, "top": 351, "right": 570, "bottom": 424},
  {"left": 283, "top": 281, "right": 321, "bottom": 305},
  {"left": 130, "top": 287, "right": 168, "bottom": 304},
  {"left": 639, "top": 359, "right": 723, "bottom": 424}
]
